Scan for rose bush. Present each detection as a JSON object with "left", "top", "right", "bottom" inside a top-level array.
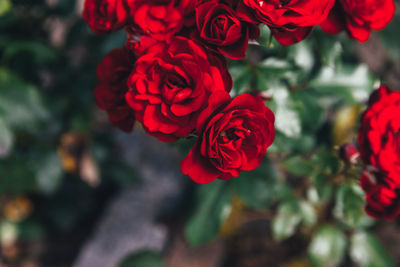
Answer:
[{"left": 181, "top": 92, "right": 275, "bottom": 184}]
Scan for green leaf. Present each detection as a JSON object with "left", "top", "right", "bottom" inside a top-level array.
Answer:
[
  {"left": 282, "top": 155, "right": 314, "bottom": 177},
  {"left": 292, "top": 91, "right": 324, "bottom": 133},
  {"left": 233, "top": 160, "right": 289, "bottom": 209},
  {"left": 309, "top": 225, "right": 347, "bottom": 267},
  {"left": 299, "top": 200, "right": 317, "bottom": 227},
  {"left": 271, "top": 86, "right": 302, "bottom": 138},
  {"left": 35, "top": 151, "right": 63, "bottom": 195},
  {"left": 350, "top": 231, "right": 395, "bottom": 267},
  {"left": 0, "top": 155, "right": 36, "bottom": 194},
  {"left": 272, "top": 200, "right": 302, "bottom": 241},
  {"left": 119, "top": 250, "right": 163, "bottom": 267},
  {"left": 0, "top": 117, "right": 13, "bottom": 157},
  {"left": 334, "top": 183, "right": 373, "bottom": 228},
  {"left": 185, "top": 180, "right": 232, "bottom": 246},
  {"left": 0, "top": 69, "right": 48, "bottom": 130},
  {"left": 309, "top": 65, "right": 375, "bottom": 104},
  {"left": 311, "top": 147, "right": 340, "bottom": 176},
  {"left": 229, "top": 65, "right": 253, "bottom": 95}
]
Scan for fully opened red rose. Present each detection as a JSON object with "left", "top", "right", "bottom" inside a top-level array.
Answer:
[
  {"left": 358, "top": 85, "right": 400, "bottom": 183},
  {"left": 321, "top": 0, "right": 395, "bottom": 42},
  {"left": 195, "top": 0, "right": 260, "bottom": 59},
  {"left": 181, "top": 92, "right": 275, "bottom": 184},
  {"left": 83, "top": 0, "right": 128, "bottom": 34},
  {"left": 94, "top": 48, "right": 136, "bottom": 132},
  {"left": 238, "top": 0, "right": 335, "bottom": 45},
  {"left": 125, "top": 36, "right": 232, "bottom": 142}
]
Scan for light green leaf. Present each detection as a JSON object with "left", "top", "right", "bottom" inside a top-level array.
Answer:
[
  {"left": 36, "top": 152, "right": 63, "bottom": 195},
  {"left": 334, "top": 183, "right": 373, "bottom": 228},
  {"left": 272, "top": 201, "right": 302, "bottom": 241},
  {"left": 309, "top": 225, "right": 347, "bottom": 267},
  {"left": 350, "top": 231, "right": 395, "bottom": 267},
  {"left": 185, "top": 180, "right": 232, "bottom": 246},
  {"left": 0, "top": 117, "right": 13, "bottom": 157}
]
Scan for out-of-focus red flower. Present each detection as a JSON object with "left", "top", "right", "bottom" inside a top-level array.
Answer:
[{"left": 321, "top": 0, "right": 395, "bottom": 42}]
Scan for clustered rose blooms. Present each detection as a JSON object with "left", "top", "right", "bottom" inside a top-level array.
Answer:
[
  {"left": 357, "top": 85, "right": 400, "bottom": 220},
  {"left": 84, "top": 0, "right": 395, "bottom": 186}
]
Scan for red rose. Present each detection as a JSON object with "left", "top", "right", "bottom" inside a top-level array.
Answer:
[
  {"left": 83, "top": 0, "right": 128, "bottom": 34},
  {"left": 321, "top": 0, "right": 395, "bottom": 42},
  {"left": 125, "top": 36, "right": 232, "bottom": 142},
  {"left": 358, "top": 85, "right": 400, "bottom": 183},
  {"left": 94, "top": 48, "right": 136, "bottom": 132},
  {"left": 181, "top": 92, "right": 275, "bottom": 184},
  {"left": 195, "top": 0, "right": 259, "bottom": 59},
  {"left": 126, "top": 0, "right": 184, "bottom": 40},
  {"left": 360, "top": 170, "right": 400, "bottom": 220},
  {"left": 237, "top": 0, "right": 334, "bottom": 45}
]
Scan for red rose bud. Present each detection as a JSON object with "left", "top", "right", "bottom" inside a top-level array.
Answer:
[
  {"left": 181, "top": 92, "right": 275, "bottom": 184},
  {"left": 83, "top": 0, "right": 128, "bottom": 34},
  {"left": 237, "top": 0, "right": 335, "bottom": 45},
  {"left": 125, "top": 36, "right": 232, "bottom": 142},
  {"left": 357, "top": 85, "right": 400, "bottom": 184},
  {"left": 195, "top": 0, "right": 260, "bottom": 59},
  {"left": 339, "top": 143, "right": 360, "bottom": 165},
  {"left": 321, "top": 0, "right": 395, "bottom": 42},
  {"left": 94, "top": 48, "right": 136, "bottom": 132}
]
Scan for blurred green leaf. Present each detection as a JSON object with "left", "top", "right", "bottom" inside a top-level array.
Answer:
[
  {"left": 299, "top": 200, "right": 317, "bottom": 227},
  {"left": 0, "top": 117, "right": 13, "bottom": 157},
  {"left": 229, "top": 65, "right": 253, "bottom": 95},
  {"left": 185, "top": 180, "right": 232, "bottom": 246},
  {"left": 36, "top": 151, "right": 63, "bottom": 195},
  {"left": 309, "top": 225, "right": 347, "bottom": 267},
  {"left": 119, "top": 250, "right": 163, "bottom": 267},
  {"left": 350, "top": 231, "right": 395, "bottom": 267},
  {"left": 271, "top": 86, "right": 302, "bottom": 138},
  {"left": 0, "top": 68, "right": 48, "bottom": 130},
  {"left": 282, "top": 155, "right": 314, "bottom": 177},
  {"left": 292, "top": 91, "right": 324, "bottom": 133},
  {"left": 272, "top": 200, "right": 302, "bottom": 241},
  {"left": 233, "top": 160, "right": 289, "bottom": 209},
  {"left": 334, "top": 183, "right": 373, "bottom": 228},
  {"left": 0, "top": 155, "right": 36, "bottom": 194},
  {"left": 309, "top": 65, "right": 375, "bottom": 103}
]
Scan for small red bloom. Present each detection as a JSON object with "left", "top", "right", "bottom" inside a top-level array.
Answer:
[
  {"left": 94, "top": 48, "right": 136, "bottom": 132},
  {"left": 195, "top": 0, "right": 259, "bottom": 59},
  {"left": 181, "top": 92, "right": 275, "bottom": 184},
  {"left": 321, "top": 0, "right": 396, "bottom": 42},
  {"left": 83, "top": 0, "right": 128, "bottom": 34}
]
